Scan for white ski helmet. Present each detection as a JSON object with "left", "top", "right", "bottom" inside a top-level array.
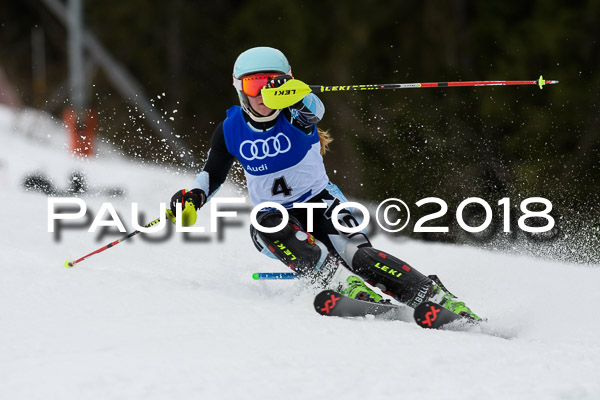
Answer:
[{"left": 232, "top": 47, "right": 291, "bottom": 120}]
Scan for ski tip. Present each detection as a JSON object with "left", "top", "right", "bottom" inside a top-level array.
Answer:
[
  {"left": 64, "top": 260, "right": 74, "bottom": 268},
  {"left": 252, "top": 273, "right": 259, "bottom": 280},
  {"left": 314, "top": 290, "right": 341, "bottom": 316}
]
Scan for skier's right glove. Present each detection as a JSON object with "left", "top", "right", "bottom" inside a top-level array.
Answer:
[{"left": 166, "top": 188, "right": 206, "bottom": 226}]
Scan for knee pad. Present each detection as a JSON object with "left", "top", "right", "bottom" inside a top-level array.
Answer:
[
  {"left": 351, "top": 247, "right": 432, "bottom": 304},
  {"left": 250, "top": 211, "right": 327, "bottom": 275}
]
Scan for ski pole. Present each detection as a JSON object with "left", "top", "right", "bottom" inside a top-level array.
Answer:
[
  {"left": 261, "top": 75, "right": 559, "bottom": 109},
  {"left": 64, "top": 217, "right": 163, "bottom": 268},
  {"left": 252, "top": 272, "right": 298, "bottom": 280}
]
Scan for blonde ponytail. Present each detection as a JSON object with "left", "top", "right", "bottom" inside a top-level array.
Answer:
[{"left": 317, "top": 128, "right": 333, "bottom": 155}]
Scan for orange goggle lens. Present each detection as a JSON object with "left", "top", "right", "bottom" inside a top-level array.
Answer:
[{"left": 241, "top": 73, "right": 281, "bottom": 97}]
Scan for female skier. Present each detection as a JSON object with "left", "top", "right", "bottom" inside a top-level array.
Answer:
[{"left": 168, "top": 46, "right": 479, "bottom": 320}]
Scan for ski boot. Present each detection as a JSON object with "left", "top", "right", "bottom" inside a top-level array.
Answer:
[
  {"left": 340, "top": 276, "right": 383, "bottom": 303},
  {"left": 320, "top": 261, "right": 389, "bottom": 303},
  {"left": 426, "top": 275, "right": 480, "bottom": 320}
]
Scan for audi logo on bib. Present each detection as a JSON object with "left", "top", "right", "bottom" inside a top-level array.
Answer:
[{"left": 239, "top": 133, "right": 292, "bottom": 160}]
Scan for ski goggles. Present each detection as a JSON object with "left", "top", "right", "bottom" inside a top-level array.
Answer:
[{"left": 233, "top": 72, "right": 285, "bottom": 97}]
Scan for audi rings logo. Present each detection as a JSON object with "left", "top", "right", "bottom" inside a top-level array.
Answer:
[{"left": 239, "top": 133, "right": 292, "bottom": 160}]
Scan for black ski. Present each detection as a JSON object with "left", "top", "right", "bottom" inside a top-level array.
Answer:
[
  {"left": 413, "top": 301, "right": 472, "bottom": 329},
  {"left": 314, "top": 291, "right": 480, "bottom": 331},
  {"left": 314, "top": 290, "right": 401, "bottom": 318}
]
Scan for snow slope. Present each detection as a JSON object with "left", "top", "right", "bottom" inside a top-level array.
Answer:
[{"left": 1, "top": 105, "right": 599, "bottom": 400}]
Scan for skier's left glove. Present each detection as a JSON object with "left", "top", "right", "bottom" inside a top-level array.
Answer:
[
  {"left": 166, "top": 188, "right": 206, "bottom": 226},
  {"left": 266, "top": 74, "right": 293, "bottom": 89}
]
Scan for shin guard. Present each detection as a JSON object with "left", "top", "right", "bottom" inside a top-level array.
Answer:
[
  {"left": 351, "top": 247, "right": 435, "bottom": 307},
  {"left": 253, "top": 212, "right": 331, "bottom": 277}
]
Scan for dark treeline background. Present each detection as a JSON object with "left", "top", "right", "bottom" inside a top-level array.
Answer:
[{"left": 1, "top": 1, "right": 599, "bottom": 261}]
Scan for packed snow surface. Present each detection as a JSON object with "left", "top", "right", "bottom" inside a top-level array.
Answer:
[{"left": 1, "top": 105, "right": 599, "bottom": 400}]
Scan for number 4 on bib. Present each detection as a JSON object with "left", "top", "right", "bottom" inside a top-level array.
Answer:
[{"left": 272, "top": 176, "right": 293, "bottom": 197}]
